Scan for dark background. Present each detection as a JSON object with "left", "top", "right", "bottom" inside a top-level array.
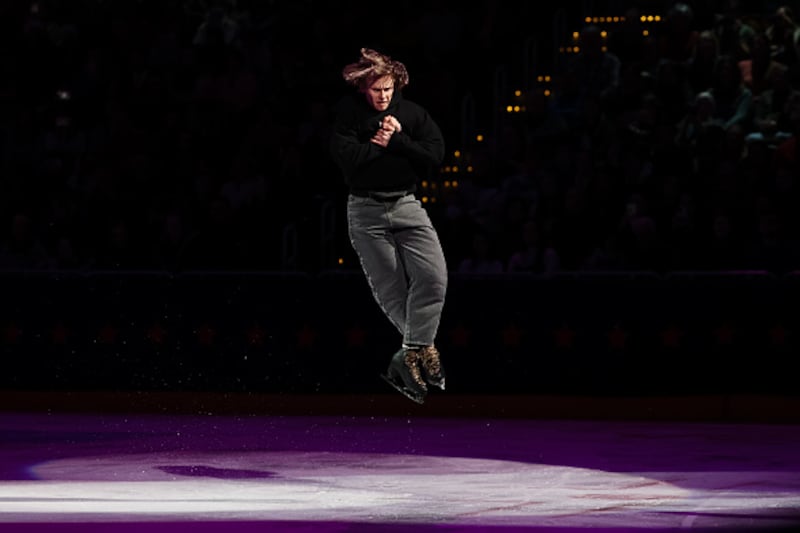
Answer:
[{"left": 1, "top": 0, "right": 798, "bottom": 402}]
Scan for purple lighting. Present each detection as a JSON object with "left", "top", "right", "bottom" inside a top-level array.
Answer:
[{"left": 0, "top": 412, "right": 798, "bottom": 532}]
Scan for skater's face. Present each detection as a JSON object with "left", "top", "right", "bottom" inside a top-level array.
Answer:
[{"left": 365, "top": 75, "right": 394, "bottom": 112}]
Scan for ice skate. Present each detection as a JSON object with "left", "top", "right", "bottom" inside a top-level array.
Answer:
[
  {"left": 419, "top": 345, "right": 445, "bottom": 390},
  {"left": 381, "top": 348, "right": 427, "bottom": 404}
]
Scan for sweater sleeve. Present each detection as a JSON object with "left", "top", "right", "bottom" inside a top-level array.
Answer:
[
  {"left": 386, "top": 106, "right": 445, "bottom": 167},
  {"left": 329, "top": 99, "right": 382, "bottom": 181}
]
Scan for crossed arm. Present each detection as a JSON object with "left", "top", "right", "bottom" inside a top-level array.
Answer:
[{"left": 371, "top": 115, "right": 402, "bottom": 147}]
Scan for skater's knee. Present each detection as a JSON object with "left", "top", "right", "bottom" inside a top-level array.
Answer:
[{"left": 422, "top": 278, "right": 447, "bottom": 300}]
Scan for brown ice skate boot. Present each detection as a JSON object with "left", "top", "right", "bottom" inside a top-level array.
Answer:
[
  {"left": 419, "top": 345, "right": 445, "bottom": 390},
  {"left": 381, "top": 348, "right": 427, "bottom": 404}
]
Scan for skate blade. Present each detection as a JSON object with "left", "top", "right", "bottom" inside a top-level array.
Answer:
[
  {"left": 427, "top": 378, "right": 445, "bottom": 391},
  {"left": 380, "top": 374, "right": 425, "bottom": 404}
]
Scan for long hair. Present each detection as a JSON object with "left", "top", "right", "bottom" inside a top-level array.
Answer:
[{"left": 342, "top": 48, "right": 409, "bottom": 91}]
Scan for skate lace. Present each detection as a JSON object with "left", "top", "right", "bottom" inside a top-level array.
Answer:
[
  {"left": 403, "top": 350, "right": 427, "bottom": 388},
  {"left": 420, "top": 346, "right": 442, "bottom": 376}
]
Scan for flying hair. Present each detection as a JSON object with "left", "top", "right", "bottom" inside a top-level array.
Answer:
[{"left": 342, "top": 48, "right": 409, "bottom": 91}]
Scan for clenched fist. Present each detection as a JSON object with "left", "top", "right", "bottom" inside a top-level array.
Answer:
[{"left": 372, "top": 115, "right": 402, "bottom": 147}]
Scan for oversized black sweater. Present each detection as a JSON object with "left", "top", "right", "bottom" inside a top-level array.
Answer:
[{"left": 329, "top": 92, "right": 445, "bottom": 193}]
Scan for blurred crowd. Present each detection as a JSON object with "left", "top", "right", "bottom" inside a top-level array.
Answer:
[
  {"left": 1, "top": 0, "right": 799, "bottom": 275},
  {"left": 441, "top": 0, "right": 800, "bottom": 275}
]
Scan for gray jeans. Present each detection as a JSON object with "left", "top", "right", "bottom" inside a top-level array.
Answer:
[{"left": 347, "top": 193, "right": 447, "bottom": 347}]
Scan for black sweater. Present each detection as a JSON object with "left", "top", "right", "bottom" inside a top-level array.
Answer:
[{"left": 329, "top": 92, "right": 445, "bottom": 193}]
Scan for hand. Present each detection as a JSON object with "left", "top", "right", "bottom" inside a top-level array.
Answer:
[
  {"left": 381, "top": 115, "right": 402, "bottom": 133},
  {"left": 371, "top": 128, "right": 392, "bottom": 147},
  {"left": 372, "top": 115, "right": 401, "bottom": 147}
]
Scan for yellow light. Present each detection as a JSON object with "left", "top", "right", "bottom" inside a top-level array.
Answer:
[
  {"left": 573, "top": 46, "right": 580, "bottom": 53},
  {"left": 537, "top": 75, "right": 543, "bottom": 82},
  {"left": 544, "top": 89, "right": 551, "bottom": 96},
  {"left": 572, "top": 31, "right": 579, "bottom": 40},
  {"left": 338, "top": 258, "right": 344, "bottom": 265},
  {"left": 640, "top": 15, "right": 646, "bottom": 22},
  {"left": 476, "top": 134, "right": 484, "bottom": 142},
  {"left": 601, "top": 30, "right": 607, "bottom": 38},
  {"left": 592, "top": 17, "right": 598, "bottom": 23},
  {"left": 453, "top": 179, "right": 460, "bottom": 186},
  {"left": 422, "top": 180, "right": 428, "bottom": 188},
  {"left": 654, "top": 15, "right": 661, "bottom": 21},
  {"left": 602, "top": 46, "right": 607, "bottom": 52},
  {"left": 454, "top": 150, "right": 461, "bottom": 158},
  {"left": 584, "top": 16, "right": 591, "bottom": 23},
  {"left": 514, "top": 89, "right": 522, "bottom": 96},
  {"left": 444, "top": 180, "right": 451, "bottom": 187},
  {"left": 513, "top": 105, "right": 521, "bottom": 112},
  {"left": 422, "top": 196, "right": 429, "bottom": 203},
  {"left": 647, "top": 15, "right": 654, "bottom": 21},
  {"left": 545, "top": 75, "right": 551, "bottom": 82},
  {"left": 451, "top": 167, "right": 458, "bottom": 173},
  {"left": 599, "top": 17, "right": 605, "bottom": 22},
  {"left": 613, "top": 16, "right": 619, "bottom": 22},
  {"left": 506, "top": 105, "right": 513, "bottom": 112},
  {"left": 643, "top": 29, "right": 649, "bottom": 36}
]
